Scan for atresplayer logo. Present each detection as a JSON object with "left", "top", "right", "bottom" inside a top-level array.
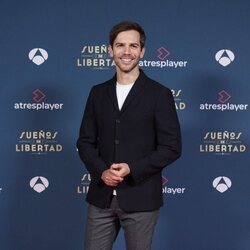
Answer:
[
  {"left": 157, "top": 47, "right": 170, "bottom": 60},
  {"left": 16, "top": 131, "right": 63, "bottom": 155},
  {"left": 218, "top": 90, "right": 231, "bottom": 103},
  {"left": 33, "top": 89, "right": 46, "bottom": 102},
  {"left": 76, "top": 45, "right": 115, "bottom": 69},
  {"left": 171, "top": 89, "right": 186, "bottom": 110},
  {"left": 14, "top": 89, "right": 64, "bottom": 111},
  {"left": 162, "top": 176, "right": 186, "bottom": 195},
  {"left": 200, "top": 90, "right": 248, "bottom": 112},
  {"left": 139, "top": 46, "right": 188, "bottom": 69},
  {"left": 200, "top": 131, "right": 246, "bottom": 155}
]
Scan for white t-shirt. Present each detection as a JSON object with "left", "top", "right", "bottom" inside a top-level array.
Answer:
[
  {"left": 113, "top": 82, "right": 134, "bottom": 195},
  {"left": 116, "top": 82, "right": 134, "bottom": 110}
]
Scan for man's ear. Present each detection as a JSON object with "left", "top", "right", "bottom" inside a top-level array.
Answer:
[
  {"left": 140, "top": 47, "right": 146, "bottom": 59},
  {"left": 108, "top": 45, "right": 113, "bottom": 57}
]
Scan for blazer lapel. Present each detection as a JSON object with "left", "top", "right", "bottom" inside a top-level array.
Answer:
[
  {"left": 106, "top": 70, "right": 148, "bottom": 114},
  {"left": 107, "top": 75, "right": 119, "bottom": 112}
]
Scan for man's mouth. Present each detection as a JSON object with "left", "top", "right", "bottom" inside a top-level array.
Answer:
[{"left": 120, "top": 58, "right": 133, "bottom": 63}]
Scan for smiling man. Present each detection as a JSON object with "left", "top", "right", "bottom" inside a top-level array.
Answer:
[{"left": 77, "top": 21, "right": 182, "bottom": 250}]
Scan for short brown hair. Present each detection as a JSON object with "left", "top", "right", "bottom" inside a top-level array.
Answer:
[{"left": 109, "top": 21, "right": 146, "bottom": 48}]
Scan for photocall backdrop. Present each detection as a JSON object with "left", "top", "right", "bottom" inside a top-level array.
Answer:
[{"left": 0, "top": 1, "right": 249, "bottom": 250}]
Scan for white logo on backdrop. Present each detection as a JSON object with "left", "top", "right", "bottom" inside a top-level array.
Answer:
[
  {"left": 30, "top": 176, "right": 49, "bottom": 193},
  {"left": 215, "top": 49, "right": 235, "bottom": 67},
  {"left": 28, "top": 48, "right": 48, "bottom": 65},
  {"left": 213, "top": 176, "right": 232, "bottom": 193}
]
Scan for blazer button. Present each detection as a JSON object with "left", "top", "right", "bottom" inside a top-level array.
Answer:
[
  {"left": 115, "top": 139, "right": 119, "bottom": 145},
  {"left": 115, "top": 119, "right": 120, "bottom": 124}
]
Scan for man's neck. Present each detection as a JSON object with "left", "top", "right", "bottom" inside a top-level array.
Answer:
[{"left": 116, "top": 68, "right": 140, "bottom": 85}]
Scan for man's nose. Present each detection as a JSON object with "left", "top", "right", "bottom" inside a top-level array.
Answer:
[{"left": 123, "top": 46, "right": 131, "bottom": 54}]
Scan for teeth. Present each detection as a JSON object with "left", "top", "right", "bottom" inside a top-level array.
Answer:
[{"left": 121, "top": 58, "right": 132, "bottom": 62}]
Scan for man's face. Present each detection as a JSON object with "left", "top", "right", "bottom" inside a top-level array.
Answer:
[{"left": 109, "top": 30, "right": 145, "bottom": 74}]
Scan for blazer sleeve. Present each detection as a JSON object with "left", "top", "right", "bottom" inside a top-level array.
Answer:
[
  {"left": 76, "top": 87, "right": 108, "bottom": 179},
  {"left": 128, "top": 88, "right": 182, "bottom": 184}
]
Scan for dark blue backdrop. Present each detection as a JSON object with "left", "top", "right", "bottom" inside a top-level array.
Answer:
[{"left": 0, "top": 0, "right": 249, "bottom": 249}]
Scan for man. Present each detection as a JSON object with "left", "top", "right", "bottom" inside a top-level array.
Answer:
[{"left": 77, "top": 21, "right": 181, "bottom": 250}]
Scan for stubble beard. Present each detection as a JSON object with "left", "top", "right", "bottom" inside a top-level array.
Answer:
[{"left": 115, "top": 57, "right": 140, "bottom": 74}]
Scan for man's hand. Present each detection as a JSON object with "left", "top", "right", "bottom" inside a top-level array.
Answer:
[
  {"left": 111, "top": 163, "right": 130, "bottom": 178},
  {"left": 101, "top": 163, "right": 130, "bottom": 187},
  {"left": 101, "top": 168, "right": 123, "bottom": 187}
]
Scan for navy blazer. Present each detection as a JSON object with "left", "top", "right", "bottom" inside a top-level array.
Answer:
[{"left": 77, "top": 70, "right": 181, "bottom": 212}]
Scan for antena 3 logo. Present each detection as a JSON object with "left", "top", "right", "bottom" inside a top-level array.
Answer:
[
  {"left": 16, "top": 131, "right": 63, "bottom": 155},
  {"left": 76, "top": 173, "right": 91, "bottom": 194},
  {"left": 76, "top": 45, "right": 115, "bottom": 69},
  {"left": 171, "top": 89, "right": 186, "bottom": 110},
  {"left": 213, "top": 176, "right": 232, "bottom": 193},
  {"left": 162, "top": 176, "right": 186, "bottom": 195},
  {"left": 30, "top": 176, "right": 49, "bottom": 193},
  {"left": 14, "top": 89, "right": 63, "bottom": 111},
  {"left": 139, "top": 46, "right": 188, "bottom": 69},
  {"left": 215, "top": 49, "right": 235, "bottom": 67},
  {"left": 200, "top": 131, "right": 246, "bottom": 155},
  {"left": 29, "top": 48, "right": 48, "bottom": 65},
  {"left": 200, "top": 90, "right": 248, "bottom": 112}
]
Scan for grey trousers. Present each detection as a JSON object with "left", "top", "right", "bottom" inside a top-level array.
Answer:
[{"left": 84, "top": 196, "right": 159, "bottom": 250}]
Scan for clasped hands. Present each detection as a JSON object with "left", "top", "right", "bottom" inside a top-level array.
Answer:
[{"left": 101, "top": 163, "right": 130, "bottom": 187}]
